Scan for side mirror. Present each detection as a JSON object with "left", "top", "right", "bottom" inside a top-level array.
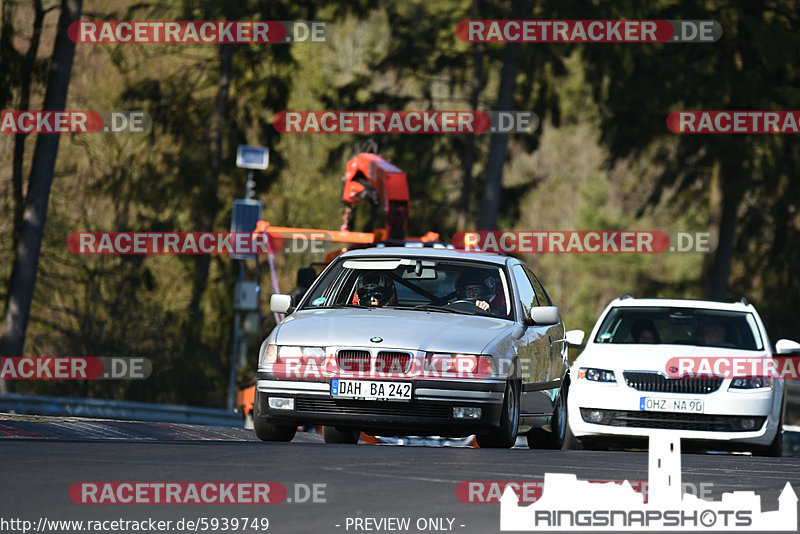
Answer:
[
  {"left": 565, "top": 329, "right": 586, "bottom": 348},
  {"left": 270, "top": 294, "right": 293, "bottom": 314},
  {"left": 775, "top": 339, "right": 800, "bottom": 355},
  {"left": 527, "top": 306, "right": 560, "bottom": 326}
]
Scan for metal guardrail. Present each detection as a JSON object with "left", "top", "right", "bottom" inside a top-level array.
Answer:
[
  {"left": 0, "top": 394, "right": 242, "bottom": 427},
  {"left": 2, "top": 386, "right": 798, "bottom": 430}
]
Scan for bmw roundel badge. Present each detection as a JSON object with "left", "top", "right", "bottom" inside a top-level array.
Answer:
[{"left": 370, "top": 336, "right": 383, "bottom": 343}]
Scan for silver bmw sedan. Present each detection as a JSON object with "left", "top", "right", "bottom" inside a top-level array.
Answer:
[{"left": 254, "top": 247, "right": 569, "bottom": 449}]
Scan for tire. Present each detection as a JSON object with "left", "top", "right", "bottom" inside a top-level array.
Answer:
[
  {"left": 323, "top": 426, "right": 360, "bottom": 444},
  {"left": 254, "top": 416, "right": 297, "bottom": 442},
  {"left": 749, "top": 426, "right": 783, "bottom": 457},
  {"left": 753, "top": 430, "right": 782, "bottom": 457},
  {"left": 527, "top": 385, "right": 568, "bottom": 449},
  {"left": 751, "top": 399, "right": 784, "bottom": 457},
  {"left": 478, "top": 381, "right": 520, "bottom": 449},
  {"left": 563, "top": 419, "right": 583, "bottom": 450}
]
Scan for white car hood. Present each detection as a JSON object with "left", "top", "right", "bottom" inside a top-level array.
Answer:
[
  {"left": 273, "top": 308, "right": 514, "bottom": 354},
  {"left": 574, "top": 343, "right": 768, "bottom": 373}
]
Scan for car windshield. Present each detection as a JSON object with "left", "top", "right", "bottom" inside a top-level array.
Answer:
[
  {"left": 299, "top": 256, "right": 513, "bottom": 320},
  {"left": 593, "top": 306, "right": 764, "bottom": 350}
]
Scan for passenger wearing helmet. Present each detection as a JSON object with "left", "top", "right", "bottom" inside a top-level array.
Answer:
[
  {"left": 355, "top": 271, "right": 395, "bottom": 307},
  {"left": 453, "top": 273, "right": 491, "bottom": 312}
]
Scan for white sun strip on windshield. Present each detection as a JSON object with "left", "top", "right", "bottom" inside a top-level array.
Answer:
[{"left": 341, "top": 259, "right": 401, "bottom": 270}]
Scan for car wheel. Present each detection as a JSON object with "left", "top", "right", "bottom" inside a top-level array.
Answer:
[
  {"left": 323, "top": 426, "right": 360, "bottom": 444},
  {"left": 563, "top": 419, "right": 583, "bottom": 450},
  {"left": 254, "top": 416, "right": 297, "bottom": 442},
  {"left": 751, "top": 401, "right": 784, "bottom": 457},
  {"left": 754, "top": 429, "right": 783, "bottom": 457},
  {"left": 527, "top": 385, "right": 567, "bottom": 449},
  {"left": 478, "top": 381, "right": 519, "bottom": 449}
]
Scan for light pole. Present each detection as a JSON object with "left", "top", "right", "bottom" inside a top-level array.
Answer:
[{"left": 228, "top": 145, "right": 268, "bottom": 411}]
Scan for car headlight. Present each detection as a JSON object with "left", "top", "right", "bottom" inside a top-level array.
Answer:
[
  {"left": 425, "top": 353, "right": 493, "bottom": 375},
  {"left": 578, "top": 367, "right": 617, "bottom": 383},
  {"left": 259, "top": 343, "right": 277, "bottom": 365},
  {"left": 729, "top": 377, "right": 772, "bottom": 390},
  {"left": 277, "top": 346, "right": 326, "bottom": 363},
  {"left": 260, "top": 344, "right": 326, "bottom": 365}
]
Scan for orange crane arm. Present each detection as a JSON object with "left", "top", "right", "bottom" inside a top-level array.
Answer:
[
  {"left": 253, "top": 221, "right": 438, "bottom": 246},
  {"left": 341, "top": 153, "right": 410, "bottom": 240}
]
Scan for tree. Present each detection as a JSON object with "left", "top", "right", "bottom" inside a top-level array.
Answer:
[
  {"left": 0, "top": 0, "right": 83, "bottom": 393},
  {"left": 477, "top": 0, "right": 529, "bottom": 230},
  {"left": 457, "top": 0, "right": 486, "bottom": 229},
  {"left": 11, "top": 0, "right": 53, "bottom": 259},
  {"left": 578, "top": 0, "right": 800, "bottom": 306}
]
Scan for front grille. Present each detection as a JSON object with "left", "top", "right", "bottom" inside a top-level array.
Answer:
[
  {"left": 580, "top": 408, "right": 765, "bottom": 432},
  {"left": 376, "top": 351, "right": 412, "bottom": 373},
  {"left": 337, "top": 350, "right": 371, "bottom": 372},
  {"left": 624, "top": 372, "right": 723, "bottom": 394},
  {"left": 295, "top": 398, "right": 450, "bottom": 418}
]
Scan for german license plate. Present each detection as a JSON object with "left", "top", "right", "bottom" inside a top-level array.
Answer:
[
  {"left": 640, "top": 397, "right": 704, "bottom": 413},
  {"left": 331, "top": 379, "right": 411, "bottom": 401}
]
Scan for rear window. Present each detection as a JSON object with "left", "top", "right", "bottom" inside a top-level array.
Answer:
[{"left": 593, "top": 306, "right": 763, "bottom": 350}]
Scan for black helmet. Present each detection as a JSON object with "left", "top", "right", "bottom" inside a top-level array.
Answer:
[
  {"left": 356, "top": 272, "right": 394, "bottom": 306},
  {"left": 455, "top": 272, "right": 487, "bottom": 299}
]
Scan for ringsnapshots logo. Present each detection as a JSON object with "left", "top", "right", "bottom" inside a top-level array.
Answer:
[{"left": 499, "top": 431, "right": 797, "bottom": 531}]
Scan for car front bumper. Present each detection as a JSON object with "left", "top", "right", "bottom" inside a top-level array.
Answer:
[
  {"left": 255, "top": 375, "right": 506, "bottom": 436},
  {"left": 567, "top": 380, "right": 783, "bottom": 446}
]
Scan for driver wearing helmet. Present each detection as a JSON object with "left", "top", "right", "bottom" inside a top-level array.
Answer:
[
  {"left": 453, "top": 273, "right": 491, "bottom": 312},
  {"left": 355, "top": 271, "right": 395, "bottom": 307}
]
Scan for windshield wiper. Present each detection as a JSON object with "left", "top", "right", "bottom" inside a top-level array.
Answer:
[
  {"left": 304, "top": 303, "right": 366, "bottom": 310},
  {"left": 410, "top": 304, "right": 478, "bottom": 316}
]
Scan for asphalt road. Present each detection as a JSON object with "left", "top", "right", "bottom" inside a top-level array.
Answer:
[{"left": 1, "top": 415, "right": 799, "bottom": 534}]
